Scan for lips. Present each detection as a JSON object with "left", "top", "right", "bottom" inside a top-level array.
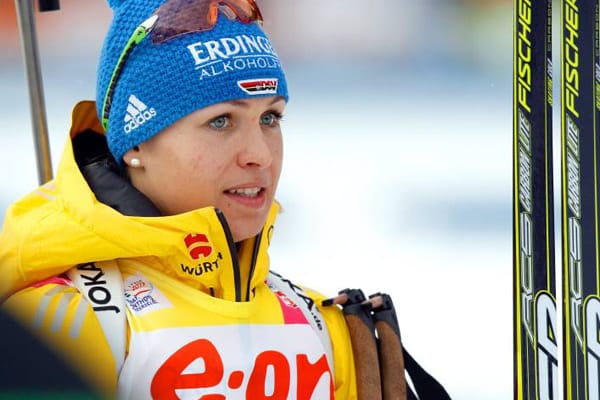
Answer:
[{"left": 223, "top": 185, "right": 268, "bottom": 208}]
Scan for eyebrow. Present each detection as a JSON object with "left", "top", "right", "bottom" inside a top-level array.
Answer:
[{"left": 226, "top": 96, "right": 285, "bottom": 107}]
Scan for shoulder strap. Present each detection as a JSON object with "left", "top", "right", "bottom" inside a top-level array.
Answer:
[
  {"left": 266, "top": 270, "right": 334, "bottom": 373},
  {"left": 67, "top": 261, "right": 126, "bottom": 374}
]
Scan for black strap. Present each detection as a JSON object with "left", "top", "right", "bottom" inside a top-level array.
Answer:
[
  {"left": 403, "top": 347, "right": 452, "bottom": 400},
  {"left": 407, "top": 386, "right": 419, "bottom": 400}
]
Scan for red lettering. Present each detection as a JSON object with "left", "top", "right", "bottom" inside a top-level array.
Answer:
[
  {"left": 151, "top": 339, "right": 225, "bottom": 400},
  {"left": 130, "top": 280, "right": 145, "bottom": 290},
  {"left": 297, "top": 354, "right": 333, "bottom": 400},
  {"left": 184, "top": 233, "right": 212, "bottom": 259},
  {"left": 246, "top": 351, "right": 290, "bottom": 399},
  {"left": 228, "top": 370, "right": 244, "bottom": 389},
  {"left": 151, "top": 339, "right": 330, "bottom": 398}
]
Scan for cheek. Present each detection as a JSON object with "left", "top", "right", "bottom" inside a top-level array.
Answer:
[
  {"left": 271, "top": 137, "right": 284, "bottom": 177},
  {"left": 152, "top": 146, "right": 210, "bottom": 194},
  {"left": 190, "top": 149, "right": 229, "bottom": 179},
  {"left": 173, "top": 136, "right": 216, "bottom": 173},
  {"left": 273, "top": 136, "right": 283, "bottom": 157},
  {"left": 166, "top": 151, "right": 199, "bottom": 183}
]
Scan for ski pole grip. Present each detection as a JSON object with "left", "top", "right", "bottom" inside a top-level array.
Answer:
[
  {"left": 370, "top": 293, "right": 407, "bottom": 400},
  {"left": 345, "top": 314, "right": 382, "bottom": 400},
  {"left": 39, "top": 0, "right": 60, "bottom": 11},
  {"left": 374, "top": 319, "right": 406, "bottom": 400},
  {"left": 338, "top": 289, "right": 382, "bottom": 400}
]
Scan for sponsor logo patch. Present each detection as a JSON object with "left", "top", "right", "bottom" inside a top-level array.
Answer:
[
  {"left": 124, "top": 274, "right": 172, "bottom": 314},
  {"left": 237, "top": 78, "right": 278, "bottom": 95},
  {"left": 186, "top": 34, "right": 283, "bottom": 80},
  {"left": 123, "top": 94, "right": 156, "bottom": 134},
  {"left": 184, "top": 233, "right": 213, "bottom": 260}
]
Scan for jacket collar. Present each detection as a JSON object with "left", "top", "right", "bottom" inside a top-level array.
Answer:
[{"left": 60, "top": 101, "right": 280, "bottom": 301}]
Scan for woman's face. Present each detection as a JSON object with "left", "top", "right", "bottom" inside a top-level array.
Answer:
[{"left": 125, "top": 96, "right": 285, "bottom": 242}]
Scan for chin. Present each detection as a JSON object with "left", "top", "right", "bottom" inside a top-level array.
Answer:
[
  {"left": 224, "top": 205, "right": 272, "bottom": 243},
  {"left": 230, "top": 220, "right": 265, "bottom": 243},
  {"left": 232, "top": 231, "right": 260, "bottom": 243}
]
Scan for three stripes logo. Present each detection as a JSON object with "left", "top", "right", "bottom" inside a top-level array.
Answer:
[{"left": 123, "top": 94, "right": 157, "bottom": 134}]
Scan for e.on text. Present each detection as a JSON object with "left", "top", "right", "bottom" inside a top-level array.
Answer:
[{"left": 150, "top": 338, "right": 334, "bottom": 399}]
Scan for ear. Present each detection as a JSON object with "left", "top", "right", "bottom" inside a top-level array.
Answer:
[{"left": 122, "top": 146, "right": 142, "bottom": 168}]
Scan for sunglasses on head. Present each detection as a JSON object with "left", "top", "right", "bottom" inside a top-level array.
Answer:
[{"left": 101, "top": 0, "right": 263, "bottom": 131}]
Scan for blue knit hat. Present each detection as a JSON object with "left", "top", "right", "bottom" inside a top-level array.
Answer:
[{"left": 96, "top": 0, "right": 288, "bottom": 164}]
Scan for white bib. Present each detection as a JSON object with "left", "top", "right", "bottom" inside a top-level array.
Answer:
[{"left": 118, "top": 324, "right": 334, "bottom": 400}]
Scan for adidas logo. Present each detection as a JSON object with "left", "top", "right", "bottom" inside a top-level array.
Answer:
[{"left": 123, "top": 95, "right": 156, "bottom": 133}]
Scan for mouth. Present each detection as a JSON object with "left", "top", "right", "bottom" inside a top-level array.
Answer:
[
  {"left": 225, "top": 187, "right": 265, "bottom": 197},
  {"left": 224, "top": 186, "right": 268, "bottom": 207}
]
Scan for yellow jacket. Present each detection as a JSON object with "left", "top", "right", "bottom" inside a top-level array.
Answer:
[{"left": 0, "top": 101, "right": 357, "bottom": 399}]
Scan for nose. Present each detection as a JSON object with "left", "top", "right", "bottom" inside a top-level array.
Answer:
[{"left": 237, "top": 124, "right": 274, "bottom": 169}]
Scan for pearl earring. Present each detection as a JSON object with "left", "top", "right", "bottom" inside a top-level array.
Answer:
[{"left": 130, "top": 158, "right": 141, "bottom": 168}]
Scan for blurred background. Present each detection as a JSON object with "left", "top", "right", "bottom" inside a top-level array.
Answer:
[{"left": 0, "top": 0, "right": 511, "bottom": 398}]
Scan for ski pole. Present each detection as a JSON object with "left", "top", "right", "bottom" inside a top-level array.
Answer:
[
  {"left": 369, "top": 293, "right": 407, "bottom": 400},
  {"left": 324, "top": 289, "right": 382, "bottom": 400},
  {"left": 370, "top": 292, "right": 452, "bottom": 400},
  {"left": 14, "top": 0, "right": 60, "bottom": 184},
  {"left": 324, "top": 289, "right": 453, "bottom": 399}
]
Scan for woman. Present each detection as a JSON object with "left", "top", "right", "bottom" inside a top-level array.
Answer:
[{"left": 0, "top": 0, "right": 357, "bottom": 398}]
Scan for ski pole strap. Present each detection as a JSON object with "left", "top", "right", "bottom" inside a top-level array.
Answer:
[
  {"left": 336, "top": 288, "right": 383, "bottom": 400},
  {"left": 402, "top": 348, "right": 451, "bottom": 400},
  {"left": 370, "top": 293, "right": 407, "bottom": 400}
]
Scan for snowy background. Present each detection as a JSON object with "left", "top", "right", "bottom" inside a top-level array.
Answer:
[{"left": 0, "top": 1, "right": 511, "bottom": 398}]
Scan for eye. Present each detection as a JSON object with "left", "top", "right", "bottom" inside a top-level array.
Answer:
[
  {"left": 209, "top": 115, "right": 231, "bottom": 129},
  {"left": 260, "top": 111, "right": 283, "bottom": 126}
]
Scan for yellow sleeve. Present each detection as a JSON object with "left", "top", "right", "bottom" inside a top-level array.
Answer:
[
  {"left": 2, "top": 279, "right": 118, "bottom": 398},
  {"left": 304, "top": 288, "right": 358, "bottom": 400}
]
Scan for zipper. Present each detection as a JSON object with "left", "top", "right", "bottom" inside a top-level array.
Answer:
[
  {"left": 214, "top": 208, "right": 241, "bottom": 302},
  {"left": 245, "top": 230, "right": 263, "bottom": 301}
]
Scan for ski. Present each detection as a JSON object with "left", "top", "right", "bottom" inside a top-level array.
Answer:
[
  {"left": 514, "top": 0, "right": 557, "bottom": 399},
  {"left": 561, "top": 0, "right": 600, "bottom": 398}
]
